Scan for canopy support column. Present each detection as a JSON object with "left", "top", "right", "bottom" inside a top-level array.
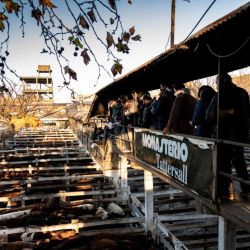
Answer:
[
  {"left": 144, "top": 170, "right": 154, "bottom": 235},
  {"left": 218, "top": 216, "right": 236, "bottom": 250}
]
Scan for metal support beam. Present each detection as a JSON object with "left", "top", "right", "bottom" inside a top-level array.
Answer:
[{"left": 218, "top": 216, "right": 236, "bottom": 250}]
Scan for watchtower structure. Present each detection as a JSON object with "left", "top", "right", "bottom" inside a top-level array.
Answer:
[{"left": 21, "top": 65, "right": 53, "bottom": 102}]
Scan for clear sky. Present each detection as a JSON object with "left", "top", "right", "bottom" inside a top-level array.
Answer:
[{"left": 1, "top": 0, "right": 249, "bottom": 102}]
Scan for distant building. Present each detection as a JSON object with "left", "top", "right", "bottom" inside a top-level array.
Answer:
[
  {"left": 7, "top": 65, "right": 94, "bottom": 128},
  {"left": 21, "top": 65, "right": 53, "bottom": 102}
]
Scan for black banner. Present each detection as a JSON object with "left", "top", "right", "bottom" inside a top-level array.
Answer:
[{"left": 135, "top": 129, "right": 215, "bottom": 201}]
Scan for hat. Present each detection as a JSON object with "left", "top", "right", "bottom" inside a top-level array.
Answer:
[
  {"left": 173, "top": 82, "right": 185, "bottom": 90},
  {"left": 216, "top": 73, "right": 232, "bottom": 85},
  {"left": 142, "top": 94, "right": 152, "bottom": 101}
]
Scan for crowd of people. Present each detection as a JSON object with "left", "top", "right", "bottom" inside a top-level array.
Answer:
[
  {"left": 107, "top": 81, "right": 215, "bottom": 137},
  {"left": 92, "top": 73, "right": 250, "bottom": 200}
]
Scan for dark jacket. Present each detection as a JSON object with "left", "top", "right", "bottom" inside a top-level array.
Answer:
[
  {"left": 166, "top": 88, "right": 197, "bottom": 135},
  {"left": 142, "top": 102, "right": 157, "bottom": 129},
  {"left": 206, "top": 83, "right": 249, "bottom": 142},
  {"left": 155, "top": 90, "right": 175, "bottom": 130},
  {"left": 192, "top": 87, "right": 215, "bottom": 137},
  {"left": 111, "top": 103, "right": 123, "bottom": 123}
]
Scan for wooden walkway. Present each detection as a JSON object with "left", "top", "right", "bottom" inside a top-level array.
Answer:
[
  {"left": 127, "top": 166, "right": 250, "bottom": 249},
  {"left": 119, "top": 148, "right": 250, "bottom": 233},
  {"left": 91, "top": 141, "right": 250, "bottom": 249}
]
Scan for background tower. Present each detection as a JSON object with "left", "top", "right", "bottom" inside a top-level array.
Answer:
[{"left": 21, "top": 65, "right": 53, "bottom": 102}]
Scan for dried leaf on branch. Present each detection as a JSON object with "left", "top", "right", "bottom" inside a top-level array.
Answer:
[
  {"left": 129, "top": 26, "right": 135, "bottom": 35},
  {"left": 39, "top": 0, "right": 57, "bottom": 8},
  {"left": 79, "top": 15, "right": 89, "bottom": 30},
  {"left": 106, "top": 32, "right": 114, "bottom": 48},
  {"left": 0, "top": 13, "right": 8, "bottom": 22},
  {"left": 87, "top": 9, "right": 97, "bottom": 23},
  {"left": 0, "top": 22, "right": 4, "bottom": 31},
  {"left": 64, "top": 66, "right": 77, "bottom": 81},
  {"left": 31, "top": 8, "right": 43, "bottom": 26},
  {"left": 0, "top": 0, "right": 140, "bottom": 87},
  {"left": 108, "top": 0, "right": 116, "bottom": 10},
  {"left": 122, "top": 32, "right": 130, "bottom": 43},
  {"left": 41, "top": 48, "right": 48, "bottom": 53},
  {"left": 111, "top": 60, "right": 123, "bottom": 76},
  {"left": 0, "top": 13, "right": 7, "bottom": 31},
  {"left": 81, "top": 49, "right": 90, "bottom": 65},
  {"left": 5, "top": 1, "right": 21, "bottom": 15},
  {"left": 131, "top": 34, "right": 141, "bottom": 41},
  {"left": 116, "top": 38, "right": 130, "bottom": 53}
]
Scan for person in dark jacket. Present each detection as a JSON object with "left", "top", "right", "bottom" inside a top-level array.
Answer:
[
  {"left": 141, "top": 94, "right": 157, "bottom": 129},
  {"left": 163, "top": 83, "right": 197, "bottom": 135},
  {"left": 206, "top": 73, "right": 250, "bottom": 199},
  {"left": 191, "top": 85, "right": 216, "bottom": 137},
  {"left": 155, "top": 83, "right": 175, "bottom": 130},
  {"left": 111, "top": 98, "right": 123, "bottom": 124},
  {"left": 111, "top": 98, "right": 123, "bottom": 137},
  {"left": 137, "top": 91, "right": 150, "bottom": 127}
]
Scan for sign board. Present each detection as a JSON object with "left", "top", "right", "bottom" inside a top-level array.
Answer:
[{"left": 135, "top": 129, "right": 216, "bottom": 201}]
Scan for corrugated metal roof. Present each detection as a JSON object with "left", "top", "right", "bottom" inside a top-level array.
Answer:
[
  {"left": 100, "top": 2, "right": 250, "bottom": 90},
  {"left": 186, "top": 2, "right": 250, "bottom": 42},
  {"left": 90, "top": 2, "right": 250, "bottom": 117}
]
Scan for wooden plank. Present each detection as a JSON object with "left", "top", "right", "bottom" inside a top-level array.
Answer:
[
  {"left": 0, "top": 151, "right": 85, "bottom": 158},
  {"left": 0, "top": 156, "right": 92, "bottom": 166},
  {"left": 0, "top": 165, "right": 96, "bottom": 172},
  {"left": 134, "top": 189, "right": 183, "bottom": 198},
  {"left": 0, "top": 147, "right": 85, "bottom": 155},
  {"left": 220, "top": 202, "right": 250, "bottom": 232},
  {"left": 0, "top": 189, "right": 117, "bottom": 202},
  {"left": 0, "top": 173, "right": 104, "bottom": 184},
  {"left": 0, "top": 217, "right": 143, "bottom": 235},
  {"left": 156, "top": 221, "right": 189, "bottom": 250},
  {"left": 78, "top": 227, "right": 144, "bottom": 236},
  {"left": 0, "top": 209, "right": 31, "bottom": 220},
  {"left": 165, "top": 221, "right": 218, "bottom": 232},
  {"left": 158, "top": 214, "right": 218, "bottom": 222}
]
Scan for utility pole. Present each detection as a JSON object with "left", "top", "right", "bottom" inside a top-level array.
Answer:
[{"left": 170, "top": 0, "right": 176, "bottom": 48}]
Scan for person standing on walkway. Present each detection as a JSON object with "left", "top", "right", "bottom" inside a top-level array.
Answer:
[
  {"left": 163, "top": 83, "right": 196, "bottom": 135},
  {"left": 141, "top": 94, "right": 157, "bottom": 129},
  {"left": 155, "top": 83, "right": 175, "bottom": 130},
  {"left": 206, "top": 73, "right": 250, "bottom": 198},
  {"left": 191, "top": 85, "right": 216, "bottom": 137}
]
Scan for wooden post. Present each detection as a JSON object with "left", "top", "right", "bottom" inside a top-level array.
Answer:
[
  {"left": 59, "top": 190, "right": 66, "bottom": 203},
  {"left": 170, "top": 0, "right": 176, "bottom": 48},
  {"left": 0, "top": 226, "right": 8, "bottom": 244},
  {"left": 65, "top": 172, "right": 70, "bottom": 202},
  {"left": 119, "top": 156, "right": 128, "bottom": 189},
  {"left": 144, "top": 170, "right": 154, "bottom": 235},
  {"left": 218, "top": 216, "right": 236, "bottom": 250},
  {"left": 118, "top": 156, "right": 128, "bottom": 203},
  {"left": 27, "top": 164, "right": 32, "bottom": 188}
]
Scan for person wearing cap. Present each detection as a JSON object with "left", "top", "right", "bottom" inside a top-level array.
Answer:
[
  {"left": 154, "top": 83, "right": 175, "bottom": 130},
  {"left": 163, "top": 82, "right": 196, "bottom": 135},
  {"left": 141, "top": 94, "right": 157, "bottom": 129}
]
